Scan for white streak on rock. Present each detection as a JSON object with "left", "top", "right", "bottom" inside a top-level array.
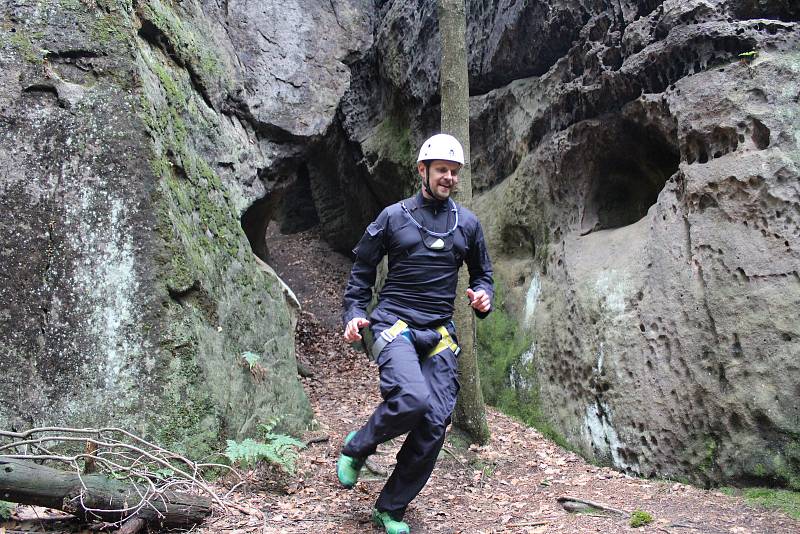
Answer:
[
  {"left": 70, "top": 191, "right": 140, "bottom": 389},
  {"left": 594, "top": 270, "right": 627, "bottom": 316},
  {"left": 584, "top": 400, "right": 638, "bottom": 473},
  {"left": 523, "top": 272, "right": 541, "bottom": 327},
  {"left": 596, "top": 341, "right": 604, "bottom": 375}
]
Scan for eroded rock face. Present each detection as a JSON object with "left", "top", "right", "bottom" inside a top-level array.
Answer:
[
  {"left": 212, "top": 0, "right": 373, "bottom": 138},
  {"left": 467, "top": 1, "right": 800, "bottom": 488},
  {"left": 317, "top": 0, "right": 800, "bottom": 488}
]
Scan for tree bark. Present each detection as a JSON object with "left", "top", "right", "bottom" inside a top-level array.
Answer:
[
  {"left": 0, "top": 457, "right": 211, "bottom": 528},
  {"left": 438, "top": 0, "right": 491, "bottom": 444}
]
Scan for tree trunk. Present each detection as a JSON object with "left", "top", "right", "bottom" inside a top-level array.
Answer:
[
  {"left": 438, "top": 0, "right": 491, "bottom": 444},
  {"left": 0, "top": 457, "right": 211, "bottom": 528}
]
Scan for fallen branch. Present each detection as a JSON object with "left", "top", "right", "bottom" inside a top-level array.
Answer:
[
  {"left": 0, "top": 427, "right": 229, "bottom": 508},
  {"left": 115, "top": 517, "right": 147, "bottom": 534},
  {"left": 302, "top": 433, "right": 329, "bottom": 447},
  {"left": 227, "top": 501, "right": 264, "bottom": 518},
  {"left": 557, "top": 495, "right": 629, "bottom": 517},
  {"left": 666, "top": 521, "right": 729, "bottom": 533},
  {"left": 0, "top": 426, "right": 240, "bottom": 530},
  {"left": 0, "top": 457, "right": 211, "bottom": 528}
]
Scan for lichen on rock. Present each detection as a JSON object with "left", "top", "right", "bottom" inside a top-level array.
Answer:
[{"left": 0, "top": 0, "right": 312, "bottom": 458}]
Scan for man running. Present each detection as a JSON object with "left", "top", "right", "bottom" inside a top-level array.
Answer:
[{"left": 339, "top": 133, "right": 494, "bottom": 534}]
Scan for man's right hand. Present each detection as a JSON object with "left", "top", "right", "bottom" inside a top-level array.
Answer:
[{"left": 344, "top": 317, "right": 371, "bottom": 343}]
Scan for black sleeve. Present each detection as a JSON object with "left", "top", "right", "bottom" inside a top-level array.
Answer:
[
  {"left": 465, "top": 218, "right": 494, "bottom": 319},
  {"left": 342, "top": 209, "right": 389, "bottom": 326}
]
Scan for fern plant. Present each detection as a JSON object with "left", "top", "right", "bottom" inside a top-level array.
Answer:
[
  {"left": 224, "top": 418, "right": 305, "bottom": 474},
  {"left": 0, "top": 500, "right": 15, "bottom": 520}
]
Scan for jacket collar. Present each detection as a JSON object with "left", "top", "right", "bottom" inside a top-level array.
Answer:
[{"left": 415, "top": 191, "right": 448, "bottom": 211}]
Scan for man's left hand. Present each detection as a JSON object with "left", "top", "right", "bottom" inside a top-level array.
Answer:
[{"left": 466, "top": 288, "right": 491, "bottom": 313}]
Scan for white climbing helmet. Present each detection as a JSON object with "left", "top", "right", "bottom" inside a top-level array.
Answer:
[{"left": 416, "top": 134, "right": 465, "bottom": 165}]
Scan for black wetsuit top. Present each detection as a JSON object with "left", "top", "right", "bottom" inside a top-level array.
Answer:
[{"left": 342, "top": 192, "right": 494, "bottom": 330}]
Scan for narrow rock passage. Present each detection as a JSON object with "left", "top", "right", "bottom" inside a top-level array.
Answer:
[{"left": 202, "top": 226, "right": 800, "bottom": 534}]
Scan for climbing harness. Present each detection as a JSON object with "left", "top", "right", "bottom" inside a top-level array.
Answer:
[
  {"left": 428, "top": 324, "right": 460, "bottom": 357},
  {"left": 371, "top": 319, "right": 460, "bottom": 359},
  {"left": 371, "top": 320, "right": 411, "bottom": 357}
]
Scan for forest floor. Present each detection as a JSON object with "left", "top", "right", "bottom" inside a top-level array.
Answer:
[
  {"left": 4, "top": 225, "right": 800, "bottom": 534},
  {"left": 203, "top": 225, "right": 800, "bottom": 534}
]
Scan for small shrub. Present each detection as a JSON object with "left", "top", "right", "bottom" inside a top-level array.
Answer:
[{"left": 629, "top": 510, "right": 653, "bottom": 528}]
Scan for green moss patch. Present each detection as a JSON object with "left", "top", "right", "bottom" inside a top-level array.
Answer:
[
  {"left": 135, "top": 41, "right": 310, "bottom": 456},
  {"left": 7, "top": 32, "right": 45, "bottom": 64},
  {"left": 741, "top": 440, "right": 800, "bottom": 491},
  {"left": 629, "top": 509, "right": 654, "bottom": 527},
  {"left": 137, "top": 0, "right": 228, "bottom": 95},
  {"left": 0, "top": 501, "right": 15, "bottom": 520},
  {"left": 721, "top": 487, "right": 800, "bottom": 520},
  {"left": 370, "top": 113, "right": 413, "bottom": 165},
  {"left": 477, "top": 279, "right": 572, "bottom": 451}
]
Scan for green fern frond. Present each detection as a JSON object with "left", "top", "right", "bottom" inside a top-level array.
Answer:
[
  {"left": 241, "top": 351, "right": 261, "bottom": 369},
  {"left": 224, "top": 434, "right": 305, "bottom": 474},
  {"left": 258, "top": 416, "right": 282, "bottom": 435},
  {"left": 0, "top": 500, "right": 16, "bottom": 520}
]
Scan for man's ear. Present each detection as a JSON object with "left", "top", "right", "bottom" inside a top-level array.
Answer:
[{"left": 417, "top": 161, "right": 427, "bottom": 178}]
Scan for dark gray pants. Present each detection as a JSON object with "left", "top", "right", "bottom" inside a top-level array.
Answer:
[{"left": 342, "top": 334, "right": 460, "bottom": 519}]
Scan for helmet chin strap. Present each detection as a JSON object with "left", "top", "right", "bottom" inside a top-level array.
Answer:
[
  {"left": 424, "top": 163, "right": 435, "bottom": 198},
  {"left": 424, "top": 163, "right": 447, "bottom": 200}
]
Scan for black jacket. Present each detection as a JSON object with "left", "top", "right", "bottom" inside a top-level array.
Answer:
[{"left": 343, "top": 192, "right": 494, "bottom": 329}]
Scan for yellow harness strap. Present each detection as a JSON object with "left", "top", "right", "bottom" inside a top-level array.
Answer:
[
  {"left": 372, "top": 320, "right": 459, "bottom": 359},
  {"left": 385, "top": 320, "right": 409, "bottom": 338},
  {"left": 370, "top": 320, "right": 409, "bottom": 359},
  {"left": 428, "top": 325, "right": 459, "bottom": 358}
]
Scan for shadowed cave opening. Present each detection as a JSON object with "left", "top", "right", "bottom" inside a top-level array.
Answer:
[
  {"left": 581, "top": 119, "right": 680, "bottom": 233},
  {"left": 241, "top": 164, "right": 320, "bottom": 263},
  {"left": 277, "top": 164, "right": 320, "bottom": 235}
]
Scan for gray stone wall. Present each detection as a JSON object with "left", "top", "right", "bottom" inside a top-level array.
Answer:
[
  {"left": 317, "top": 0, "right": 800, "bottom": 488},
  {"left": 0, "top": 0, "right": 382, "bottom": 455}
]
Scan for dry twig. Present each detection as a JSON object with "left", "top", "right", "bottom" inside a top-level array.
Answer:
[{"left": 441, "top": 445, "right": 468, "bottom": 467}]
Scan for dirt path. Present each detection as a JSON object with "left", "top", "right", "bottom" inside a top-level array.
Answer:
[{"left": 193, "top": 225, "right": 800, "bottom": 534}]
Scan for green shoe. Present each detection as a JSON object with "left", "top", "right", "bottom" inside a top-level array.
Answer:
[
  {"left": 372, "top": 508, "right": 410, "bottom": 534},
  {"left": 337, "top": 431, "right": 365, "bottom": 488}
]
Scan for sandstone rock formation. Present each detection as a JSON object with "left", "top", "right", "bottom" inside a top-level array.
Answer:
[
  {"left": 311, "top": 0, "right": 800, "bottom": 489},
  {"left": 0, "top": 0, "right": 370, "bottom": 455},
  {"left": 466, "top": 1, "right": 800, "bottom": 488}
]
